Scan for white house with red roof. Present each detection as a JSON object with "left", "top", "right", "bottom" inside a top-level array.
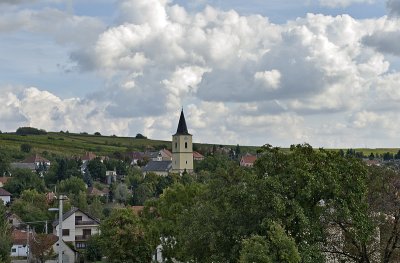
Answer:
[
  {"left": 240, "top": 154, "right": 257, "bottom": 167},
  {"left": 0, "top": 188, "right": 11, "bottom": 204},
  {"left": 193, "top": 151, "right": 205, "bottom": 161}
]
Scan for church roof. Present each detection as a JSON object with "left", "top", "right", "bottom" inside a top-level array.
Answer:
[
  {"left": 174, "top": 109, "right": 191, "bottom": 136},
  {"left": 142, "top": 161, "right": 172, "bottom": 172}
]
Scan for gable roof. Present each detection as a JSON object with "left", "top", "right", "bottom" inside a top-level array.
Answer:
[
  {"left": 0, "top": 188, "right": 11, "bottom": 196},
  {"left": 52, "top": 207, "right": 100, "bottom": 227},
  {"left": 81, "top": 152, "right": 97, "bottom": 161},
  {"left": 174, "top": 109, "right": 191, "bottom": 136},
  {"left": 160, "top": 149, "right": 172, "bottom": 158},
  {"left": 10, "top": 162, "right": 36, "bottom": 170},
  {"left": 142, "top": 161, "right": 172, "bottom": 172},
  {"left": 240, "top": 155, "right": 257, "bottom": 164},
  {"left": 12, "top": 229, "right": 32, "bottom": 245},
  {"left": 22, "top": 154, "right": 50, "bottom": 163},
  {"left": 193, "top": 151, "right": 204, "bottom": 159}
]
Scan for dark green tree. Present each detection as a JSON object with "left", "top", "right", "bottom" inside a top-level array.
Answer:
[
  {"left": 239, "top": 223, "right": 300, "bottom": 263},
  {"left": 100, "top": 208, "right": 154, "bottom": 262},
  {"left": 0, "top": 151, "right": 10, "bottom": 176},
  {"left": 87, "top": 158, "right": 107, "bottom": 182},
  {"left": 20, "top": 143, "right": 32, "bottom": 153},
  {"left": 0, "top": 201, "right": 11, "bottom": 263},
  {"left": 4, "top": 168, "right": 46, "bottom": 198},
  {"left": 85, "top": 234, "right": 103, "bottom": 262},
  {"left": 11, "top": 189, "right": 51, "bottom": 233}
]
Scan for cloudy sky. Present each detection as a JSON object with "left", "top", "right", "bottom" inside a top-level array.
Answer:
[{"left": 1, "top": 0, "right": 400, "bottom": 148}]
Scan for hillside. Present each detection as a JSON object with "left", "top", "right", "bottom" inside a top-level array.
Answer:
[
  {"left": 0, "top": 131, "right": 259, "bottom": 161},
  {"left": 0, "top": 130, "right": 398, "bottom": 161}
]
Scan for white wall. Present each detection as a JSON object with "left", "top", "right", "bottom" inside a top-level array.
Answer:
[
  {"left": 11, "top": 245, "right": 28, "bottom": 257},
  {"left": 0, "top": 195, "right": 10, "bottom": 204}
]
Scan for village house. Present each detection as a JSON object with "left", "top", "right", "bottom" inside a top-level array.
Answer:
[
  {"left": 11, "top": 229, "right": 31, "bottom": 258},
  {"left": 240, "top": 154, "right": 257, "bottom": 167},
  {"left": 52, "top": 207, "right": 100, "bottom": 250},
  {"left": 0, "top": 187, "right": 11, "bottom": 204},
  {"left": 10, "top": 154, "right": 51, "bottom": 175}
]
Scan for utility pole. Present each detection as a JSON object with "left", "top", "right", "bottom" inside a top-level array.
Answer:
[
  {"left": 26, "top": 225, "right": 29, "bottom": 263},
  {"left": 58, "top": 194, "right": 63, "bottom": 263}
]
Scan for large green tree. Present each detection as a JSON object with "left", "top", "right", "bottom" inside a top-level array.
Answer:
[
  {"left": 100, "top": 208, "right": 154, "bottom": 262},
  {"left": 87, "top": 158, "right": 107, "bottom": 182},
  {"left": 11, "top": 189, "right": 51, "bottom": 233},
  {"left": 146, "top": 144, "right": 375, "bottom": 263},
  {"left": 4, "top": 168, "right": 46, "bottom": 198}
]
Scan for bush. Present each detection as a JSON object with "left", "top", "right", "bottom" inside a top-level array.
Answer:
[
  {"left": 20, "top": 143, "right": 32, "bottom": 153},
  {"left": 94, "top": 132, "right": 101, "bottom": 136}
]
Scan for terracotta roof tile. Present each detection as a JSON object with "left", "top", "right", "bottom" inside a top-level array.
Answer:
[{"left": 0, "top": 188, "right": 11, "bottom": 196}]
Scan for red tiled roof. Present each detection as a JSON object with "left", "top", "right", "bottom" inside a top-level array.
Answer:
[
  {"left": 0, "top": 177, "right": 10, "bottom": 185},
  {"left": 22, "top": 154, "right": 50, "bottom": 163},
  {"left": 81, "top": 152, "right": 97, "bottom": 161},
  {"left": 240, "top": 155, "right": 257, "bottom": 164},
  {"left": 160, "top": 149, "right": 172, "bottom": 157},
  {"left": 12, "top": 229, "right": 31, "bottom": 245},
  {"left": 0, "top": 188, "right": 11, "bottom": 196},
  {"left": 193, "top": 151, "right": 204, "bottom": 158}
]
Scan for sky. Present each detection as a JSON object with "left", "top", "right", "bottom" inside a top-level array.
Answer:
[{"left": 1, "top": 0, "right": 400, "bottom": 148}]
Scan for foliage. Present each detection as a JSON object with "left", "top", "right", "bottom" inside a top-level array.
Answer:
[
  {"left": 30, "top": 233, "right": 57, "bottom": 263},
  {"left": 85, "top": 234, "right": 103, "bottom": 262},
  {"left": 239, "top": 223, "right": 300, "bottom": 263},
  {"left": 135, "top": 133, "right": 147, "bottom": 139},
  {"left": 0, "top": 150, "right": 10, "bottom": 176},
  {"left": 88, "top": 197, "right": 103, "bottom": 220},
  {"left": 194, "top": 153, "right": 235, "bottom": 173},
  {"left": 100, "top": 208, "right": 154, "bottom": 262},
  {"left": 114, "top": 183, "right": 129, "bottom": 204},
  {"left": 4, "top": 168, "right": 46, "bottom": 198},
  {"left": 145, "top": 144, "right": 375, "bottom": 263},
  {"left": 20, "top": 143, "right": 32, "bottom": 153},
  {"left": 87, "top": 158, "right": 107, "bottom": 182},
  {"left": 11, "top": 189, "right": 51, "bottom": 233},
  {"left": 0, "top": 202, "right": 11, "bottom": 263},
  {"left": 57, "top": 177, "right": 86, "bottom": 196},
  {"left": 16, "top": 127, "right": 47, "bottom": 135}
]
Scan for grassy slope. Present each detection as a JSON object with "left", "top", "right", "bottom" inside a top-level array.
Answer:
[{"left": 0, "top": 132, "right": 397, "bottom": 161}]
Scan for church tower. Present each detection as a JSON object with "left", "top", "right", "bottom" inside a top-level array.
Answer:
[{"left": 172, "top": 109, "right": 193, "bottom": 173}]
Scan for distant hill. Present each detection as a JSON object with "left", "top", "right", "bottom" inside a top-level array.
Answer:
[
  {"left": 0, "top": 131, "right": 259, "bottom": 161},
  {"left": 0, "top": 130, "right": 397, "bottom": 162}
]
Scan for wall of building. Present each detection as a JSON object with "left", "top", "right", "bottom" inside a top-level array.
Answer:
[{"left": 172, "top": 135, "right": 193, "bottom": 172}]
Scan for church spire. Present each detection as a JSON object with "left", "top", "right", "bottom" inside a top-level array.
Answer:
[{"left": 175, "top": 109, "right": 190, "bottom": 135}]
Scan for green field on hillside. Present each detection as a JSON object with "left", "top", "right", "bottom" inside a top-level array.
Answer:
[
  {"left": 0, "top": 131, "right": 397, "bottom": 161},
  {"left": 0, "top": 132, "right": 259, "bottom": 161}
]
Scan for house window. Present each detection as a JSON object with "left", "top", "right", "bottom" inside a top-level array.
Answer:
[
  {"left": 76, "top": 242, "right": 86, "bottom": 249},
  {"left": 185, "top": 142, "right": 187, "bottom": 149},
  {"left": 12, "top": 248, "right": 16, "bottom": 253},
  {"left": 62, "top": 229, "right": 70, "bottom": 236},
  {"left": 186, "top": 161, "right": 187, "bottom": 164},
  {"left": 83, "top": 229, "right": 92, "bottom": 238},
  {"left": 175, "top": 142, "right": 177, "bottom": 149},
  {"left": 75, "top": 216, "right": 82, "bottom": 222}
]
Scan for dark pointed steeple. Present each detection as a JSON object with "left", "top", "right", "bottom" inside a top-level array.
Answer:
[{"left": 174, "top": 109, "right": 191, "bottom": 135}]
